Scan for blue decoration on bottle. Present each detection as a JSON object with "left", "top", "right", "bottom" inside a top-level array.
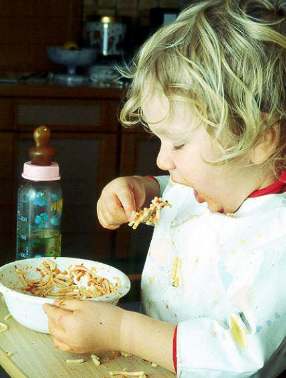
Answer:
[
  {"left": 33, "top": 192, "right": 47, "bottom": 207},
  {"left": 34, "top": 212, "right": 49, "bottom": 227}
]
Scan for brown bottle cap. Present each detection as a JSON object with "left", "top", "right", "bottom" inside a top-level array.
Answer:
[{"left": 29, "top": 126, "right": 55, "bottom": 166}]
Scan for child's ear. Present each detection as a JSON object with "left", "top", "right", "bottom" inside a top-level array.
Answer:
[{"left": 250, "top": 123, "right": 280, "bottom": 165}]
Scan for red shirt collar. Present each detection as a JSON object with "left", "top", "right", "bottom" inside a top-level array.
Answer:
[{"left": 249, "top": 170, "right": 286, "bottom": 198}]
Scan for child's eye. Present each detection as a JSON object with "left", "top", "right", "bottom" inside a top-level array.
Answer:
[{"left": 173, "top": 144, "right": 185, "bottom": 151}]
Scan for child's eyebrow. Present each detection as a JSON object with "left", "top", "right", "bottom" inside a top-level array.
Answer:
[
  {"left": 140, "top": 112, "right": 169, "bottom": 134},
  {"left": 146, "top": 123, "right": 190, "bottom": 145}
]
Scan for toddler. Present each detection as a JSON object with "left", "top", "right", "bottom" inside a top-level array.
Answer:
[{"left": 44, "top": 1, "right": 286, "bottom": 376}]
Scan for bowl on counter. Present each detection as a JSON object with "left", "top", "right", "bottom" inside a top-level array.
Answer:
[
  {"left": 47, "top": 46, "right": 97, "bottom": 68},
  {"left": 0, "top": 257, "right": 130, "bottom": 333}
]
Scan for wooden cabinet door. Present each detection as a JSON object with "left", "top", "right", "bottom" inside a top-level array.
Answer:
[
  {"left": 0, "top": 100, "right": 16, "bottom": 265},
  {"left": 15, "top": 132, "right": 117, "bottom": 261},
  {"left": 116, "top": 132, "right": 164, "bottom": 273},
  {"left": 0, "top": 132, "right": 16, "bottom": 266}
]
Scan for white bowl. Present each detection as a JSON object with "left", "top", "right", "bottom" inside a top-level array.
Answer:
[{"left": 0, "top": 257, "right": 131, "bottom": 333}]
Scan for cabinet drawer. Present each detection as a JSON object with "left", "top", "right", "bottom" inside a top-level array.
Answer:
[{"left": 15, "top": 100, "right": 120, "bottom": 131}]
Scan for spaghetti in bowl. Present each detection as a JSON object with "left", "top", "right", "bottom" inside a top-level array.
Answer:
[{"left": 0, "top": 257, "right": 131, "bottom": 333}]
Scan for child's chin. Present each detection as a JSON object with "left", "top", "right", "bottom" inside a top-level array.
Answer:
[
  {"left": 208, "top": 204, "right": 225, "bottom": 213},
  {"left": 194, "top": 192, "right": 224, "bottom": 213},
  {"left": 194, "top": 190, "right": 206, "bottom": 203}
]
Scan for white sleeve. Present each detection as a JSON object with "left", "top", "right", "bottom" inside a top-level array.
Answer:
[
  {"left": 176, "top": 236, "right": 286, "bottom": 378},
  {"left": 154, "top": 175, "right": 170, "bottom": 196}
]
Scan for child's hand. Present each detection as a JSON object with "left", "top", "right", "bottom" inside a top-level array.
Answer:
[
  {"left": 97, "top": 176, "right": 159, "bottom": 230},
  {"left": 43, "top": 300, "right": 125, "bottom": 354}
]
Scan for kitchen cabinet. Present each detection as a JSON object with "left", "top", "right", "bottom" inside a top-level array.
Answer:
[{"left": 0, "top": 84, "right": 162, "bottom": 282}]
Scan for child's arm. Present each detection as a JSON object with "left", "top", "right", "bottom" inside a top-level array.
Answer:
[
  {"left": 121, "top": 309, "right": 175, "bottom": 371},
  {"left": 43, "top": 300, "right": 176, "bottom": 372},
  {"left": 97, "top": 175, "right": 160, "bottom": 230}
]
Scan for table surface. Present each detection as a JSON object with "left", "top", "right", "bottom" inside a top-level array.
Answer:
[{"left": 0, "top": 295, "right": 175, "bottom": 378}]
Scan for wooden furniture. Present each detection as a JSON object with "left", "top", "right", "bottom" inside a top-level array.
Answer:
[
  {"left": 0, "top": 0, "right": 82, "bottom": 73},
  {"left": 0, "top": 83, "right": 162, "bottom": 288},
  {"left": 0, "top": 295, "right": 175, "bottom": 378}
]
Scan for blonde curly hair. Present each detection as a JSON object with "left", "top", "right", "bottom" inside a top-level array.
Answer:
[{"left": 120, "top": 0, "right": 286, "bottom": 172}]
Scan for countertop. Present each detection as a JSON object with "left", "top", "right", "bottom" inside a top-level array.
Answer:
[
  {"left": 0, "top": 295, "right": 174, "bottom": 378},
  {"left": 0, "top": 82, "right": 123, "bottom": 99}
]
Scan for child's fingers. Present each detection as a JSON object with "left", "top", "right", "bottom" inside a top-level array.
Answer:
[
  {"left": 97, "top": 191, "right": 135, "bottom": 228},
  {"left": 43, "top": 303, "right": 71, "bottom": 325},
  {"left": 54, "top": 299, "right": 81, "bottom": 311},
  {"left": 43, "top": 303, "right": 76, "bottom": 337},
  {"left": 52, "top": 337, "right": 72, "bottom": 352},
  {"left": 49, "top": 319, "right": 67, "bottom": 341},
  {"left": 115, "top": 189, "right": 136, "bottom": 220},
  {"left": 97, "top": 199, "right": 121, "bottom": 229}
]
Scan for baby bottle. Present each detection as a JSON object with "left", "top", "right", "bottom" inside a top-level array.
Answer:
[{"left": 16, "top": 126, "right": 62, "bottom": 260}]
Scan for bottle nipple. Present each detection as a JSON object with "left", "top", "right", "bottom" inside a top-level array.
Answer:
[{"left": 29, "top": 126, "right": 55, "bottom": 166}]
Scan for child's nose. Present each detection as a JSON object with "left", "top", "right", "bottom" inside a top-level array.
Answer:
[{"left": 156, "top": 143, "right": 175, "bottom": 171}]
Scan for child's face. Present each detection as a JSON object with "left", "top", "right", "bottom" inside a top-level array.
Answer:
[{"left": 142, "top": 91, "right": 274, "bottom": 213}]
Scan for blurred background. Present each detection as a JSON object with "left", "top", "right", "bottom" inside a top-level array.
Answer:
[
  {"left": 0, "top": 0, "right": 188, "bottom": 76},
  {"left": 0, "top": 0, "right": 191, "bottom": 301}
]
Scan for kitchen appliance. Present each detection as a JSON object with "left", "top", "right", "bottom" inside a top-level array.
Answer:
[
  {"left": 47, "top": 46, "right": 97, "bottom": 85},
  {"left": 85, "top": 17, "right": 126, "bottom": 57}
]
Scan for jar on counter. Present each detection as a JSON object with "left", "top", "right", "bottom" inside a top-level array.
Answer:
[{"left": 85, "top": 17, "right": 126, "bottom": 57}]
